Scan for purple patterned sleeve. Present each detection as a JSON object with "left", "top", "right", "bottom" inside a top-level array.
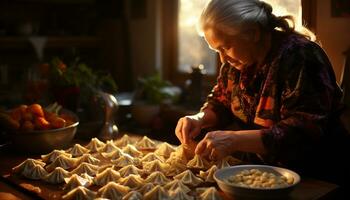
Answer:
[{"left": 261, "top": 42, "right": 343, "bottom": 163}]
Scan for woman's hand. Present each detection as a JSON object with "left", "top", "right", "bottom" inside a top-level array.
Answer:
[
  {"left": 195, "top": 129, "right": 266, "bottom": 160},
  {"left": 195, "top": 130, "right": 237, "bottom": 161},
  {"left": 175, "top": 113, "right": 204, "bottom": 145}
]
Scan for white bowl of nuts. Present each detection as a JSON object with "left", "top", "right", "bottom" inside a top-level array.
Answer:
[{"left": 214, "top": 165, "right": 300, "bottom": 199}]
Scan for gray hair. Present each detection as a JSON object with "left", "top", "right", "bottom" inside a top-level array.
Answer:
[{"left": 198, "top": 0, "right": 314, "bottom": 40}]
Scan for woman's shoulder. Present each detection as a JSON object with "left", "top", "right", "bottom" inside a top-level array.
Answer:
[{"left": 276, "top": 32, "right": 325, "bottom": 59}]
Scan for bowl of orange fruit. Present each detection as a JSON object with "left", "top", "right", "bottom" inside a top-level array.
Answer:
[{"left": 0, "top": 103, "right": 79, "bottom": 154}]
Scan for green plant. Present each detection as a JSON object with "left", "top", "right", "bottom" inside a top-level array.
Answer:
[
  {"left": 49, "top": 57, "right": 117, "bottom": 93},
  {"left": 135, "top": 74, "right": 175, "bottom": 105}
]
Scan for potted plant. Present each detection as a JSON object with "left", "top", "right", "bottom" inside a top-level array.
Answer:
[
  {"left": 131, "top": 73, "right": 178, "bottom": 127},
  {"left": 43, "top": 57, "right": 118, "bottom": 139}
]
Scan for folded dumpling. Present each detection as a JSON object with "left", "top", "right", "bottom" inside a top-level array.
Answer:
[
  {"left": 122, "top": 144, "right": 143, "bottom": 158},
  {"left": 118, "top": 174, "right": 144, "bottom": 189},
  {"left": 63, "top": 174, "right": 91, "bottom": 191},
  {"left": 136, "top": 136, "right": 157, "bottom": 150},
  {"left": 46, "top": 155, "right": 77, "bottom": 172},
  {"left": 145, "top": 171, "right": 170, "bottom": 185},
  {"left": 169, "top": 188, "right": 194, "bottom": 200},
  {"left": 196, "top": 187, "right": 223, "bottom": 200},
  {"left": 62, "top": 186, "right": 96, "bottom": 200},
  {"left": 140, "top": 152, "right": 164, "bottom": 163},
  {"left": 119, "top": 165, "right": 144, "bottom": 177},
  {"left": 97, "top": 164, "right": 119, "bottom": 173},
  {"left": 216, "top": 156, "right": 242, "bottom": 169},
  {"left": 166, "top": 146, "right": 188, "bottom": 164},
  {"left": 77, "top": 154, "right": 100, "bottom": 165},
  {"left": 154, "top": 142, "right": 176, "bottom": 158},
  {"left": 173, "top": 170, "right": 203, "bottom": 187},
  {"left": 44, "top": 167, "right": 70, "bottom": 184},
  {"left": 80, "top": 173, "right": 94, "bottom": 183},
  {"left": 85, "top": 137, "right": 105, "bottom": 153},
  {"left": 115, "top": 134, "right": 133, "bottom": 147},
  {"left": 137, "top": 183, "right": 155, "bottom": 194},
  {"left": 98, "top": 140, "right": 120, "bottom": 153},
  {"left": 142, "top": 160, "right": 170, "bottom": 175},
  {"left": 41, "top": 150, "right": 71, "bottom": 163},
  {"left": 67, "top": 144, "right": 89, "bottom": 157},
  {"left": 112, "top": 154, "right": 141, "bottom": 168},
  {"left": 143, "top": 185, "right": 170, "bottom": 200},
  {"left": 199, "top": 165, "right": 218, "bottom": 183},
  {"left": 97, "top": 182, "right": 130, "bottom": 200},
  {"left": 22, "top": 164, "right": 48, "bottom": 180},
  {"left": 101, "top": 148, "right": 125, "bottom": 160},
  {"left": 71, "top": 162, "right": 98, "bottom": 176},
  {"left": 187, "top": 155, "right": 211, "bottom": 170},
  {"left": 12, "top": 159, "right": 46, "bottom": 174},
  {"left": 94, "top": 168, "right": 121, "bottom": 186},
  {"left": 165, "top": 161, "right": 187, "bottom": 177},
  {"left": 164, "top": 179, "right": 191, "bottom": 194},
  {"left": 122, "top": 191, "right": 143, "bottom": 200}
]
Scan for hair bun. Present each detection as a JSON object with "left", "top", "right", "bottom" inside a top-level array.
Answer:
[{"left": 259, "top": 1, "right": 273, "bottom": 14}]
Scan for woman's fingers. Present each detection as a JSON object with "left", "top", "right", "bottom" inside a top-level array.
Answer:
[
  {"left": 181, "top": 118, "right": 191, "bottom": 144},
  {"left": 195, "top": 139, "right": 206, "bottom": 154},
  {"left": 175, "top": 118, "right": 184, "bottom": 143}
]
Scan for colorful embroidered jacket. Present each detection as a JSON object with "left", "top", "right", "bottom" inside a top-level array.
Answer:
[{"left": 201, "top": 31, "right": 348, "bottom": 178}]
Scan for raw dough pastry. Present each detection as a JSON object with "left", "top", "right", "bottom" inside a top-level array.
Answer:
[
  {"left": 119, "top": 165, "right": 144, "bottom": 177},
  {"left": 85, "top": 137, "right": 105, "bottom": 153},
  {"left": 145, "top": 171, "right": 170, "bottom": 185},
  {"left": 173, "top": 170, "right": 203, "bottom": 187},
  {"left": 41, "top": 150, "right": 71, "bottom": 163},
  {"left": 199, "top": 165, "right": 218, "bottom": 183},
  {"left": 62, "top": 186, "right": 96, "bottom": 200},
  {"left": 43, "top": 167, "right": 70, "bottom": 184},
  {"left": 186, "top": 154, "right": 211, "bottom": 170},
  {"left": 118, "top": 174, "right": 144, "bottom": 189},
  {"left": 46, "top": 155, "right": 77, "bottom": 172},
  {"left": 136, "top": 136, "right": 157, "bottom": 149},
  {"left": 97, "top": 182, "right": 130, "bottom": 199},
  {"left": 71, "top": 162, "right": 98, "bottom": 176},
  {"left": 77, "top": 154, "right": 100, "bottom": 165},
  {"left": 143, "top": 185, "right": 170, "bottom": 200},
  {"left": 122, "top": 144, "right": 143, "bottom": 158},
  {"left": 66, "top": 144, "right": 89, "bottom": 157},
  {"left": 164, "top": 179, "right": 191, "bottom": 193},
  {"left": 93, "top": 168, "right": 121, "bottom": 186},
  {"left": 196, "top": 187, "right": 223, "bottom": 200},
  {"left": 154, "top": 142, "right": 176, "bottom": 158},
  {"left": 63, "top": 174, "right": 91, "bottom": 191}
]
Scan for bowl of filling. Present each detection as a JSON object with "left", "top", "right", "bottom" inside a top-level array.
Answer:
[
  {"left": 214, "top": 165, "right": 300, "bottom": 199},
  {"left": 0, "top": 103, "right": 79, "bottom": 154}
]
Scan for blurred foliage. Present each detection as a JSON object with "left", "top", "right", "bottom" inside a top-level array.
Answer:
[
  {"left": 135, "top": 73, "right": 177, "bottom": 105},
  {"left": 49, "top": 57, "right": 117, "bottom": 93}
]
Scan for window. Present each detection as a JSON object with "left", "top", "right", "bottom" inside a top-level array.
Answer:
[
  {"left": 178, "top": 0, "right": 216, "bottom": 75},
  {"left": 164, "top": 0, "right": 304, "bottom": 85}
]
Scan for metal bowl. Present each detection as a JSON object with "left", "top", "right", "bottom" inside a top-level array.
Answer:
[
  {"left": 9, "top": 109, "right": 79, "bottom": 154},
  {"left": 214, "top": 165, "right": 300, "bottom": 199}
]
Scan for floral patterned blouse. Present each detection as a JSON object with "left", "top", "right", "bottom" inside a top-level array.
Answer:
[{"left": 201, "top": 31, "right": 349, "bottom": 179}]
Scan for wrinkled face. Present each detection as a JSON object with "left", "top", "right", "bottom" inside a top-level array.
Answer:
[{"left": 204, "top": 28, "right": 256, "bottom": 71}]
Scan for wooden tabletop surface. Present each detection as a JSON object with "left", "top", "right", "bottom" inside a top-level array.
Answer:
[{"left": 0, "top": 135, "right": 340, "bottom": 200}]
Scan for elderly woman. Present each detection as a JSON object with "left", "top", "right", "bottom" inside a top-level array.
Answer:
[{"left": 175, "top": 0, "right": 349, "bottom": 189}]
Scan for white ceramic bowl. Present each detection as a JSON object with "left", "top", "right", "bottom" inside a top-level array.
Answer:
[{"left": 214, "top": 165, "right": 300, "bottom": 199}]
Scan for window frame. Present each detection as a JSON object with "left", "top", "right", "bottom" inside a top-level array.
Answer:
[{"left": 162, "top": 0, "right": 316, "bottom": 87}]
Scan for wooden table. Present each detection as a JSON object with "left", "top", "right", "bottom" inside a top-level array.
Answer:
[{"left": 0, "top": 136, "right": 340, "bottom": 200}]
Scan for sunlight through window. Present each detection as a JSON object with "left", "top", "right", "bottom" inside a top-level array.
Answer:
[{"left": 178, "top": 0, "right": 302, "bottom": 75}]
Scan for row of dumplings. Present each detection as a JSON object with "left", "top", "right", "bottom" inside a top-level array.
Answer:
[
  {"left": 11, "top": 135, "right": 240, "bottom": 199},
  {"left": 12, "top": 159, "right": 223, "bottom": 200},
  {"left": 63, "top": 184, "right": 222, "bottom": 200}
]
